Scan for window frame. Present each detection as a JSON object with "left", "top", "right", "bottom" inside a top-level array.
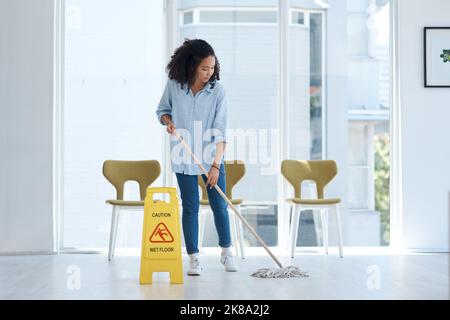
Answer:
[{"left": 179, "top": 6, "right": 279, "bottom": 27}]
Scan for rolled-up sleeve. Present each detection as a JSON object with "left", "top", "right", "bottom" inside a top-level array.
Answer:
[
  {"left": 212, "top": 87, "right": 228, "bottom": 144},
  {"left": 155, "top": 79, "right": 172, "bottom": 125}
]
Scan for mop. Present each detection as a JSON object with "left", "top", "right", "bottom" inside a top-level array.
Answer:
[{"left": 174, "top": 132, "right": 308, "bottom": 279}]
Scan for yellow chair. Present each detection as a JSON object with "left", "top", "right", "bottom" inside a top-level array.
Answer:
[
  {"left": 198, "top": 160, "right": 246, "bottom": 259},
  {"left": 281, "top": 160, "right": 343, "bottom": 258},
  {"left": 103, "top": 160, "right": 161, "bottom": 260}
]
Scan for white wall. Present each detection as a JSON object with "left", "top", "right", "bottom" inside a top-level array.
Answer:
[
  {"left": 326, "top": 0, "right": 350, "bottom": 245},
  {"left": 398, "top": 0, "right": 450, "bottom": 251},
  {"left": 0, "top": 0, "right": 55, "bottom": 253}
]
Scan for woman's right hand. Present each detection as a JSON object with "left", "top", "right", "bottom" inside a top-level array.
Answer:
[
  {"left": 161, "top": 114, "right": 176, "bottom": 135},
  {"left": 166, "top": 122, "right": 176, "bottom": 135}
]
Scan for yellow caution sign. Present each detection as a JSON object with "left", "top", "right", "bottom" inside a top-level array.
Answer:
[{"left": 139, "top": 187, "right": 183, "bottom": 284}]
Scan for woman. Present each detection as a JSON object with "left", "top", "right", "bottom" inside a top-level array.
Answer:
[{"left": 156, "top": 39, "right": 238, "bottom": 276}]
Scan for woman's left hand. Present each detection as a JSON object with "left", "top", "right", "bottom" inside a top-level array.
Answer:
[{"left": 206, "top": 164, "right": 220, "bottom": 189}]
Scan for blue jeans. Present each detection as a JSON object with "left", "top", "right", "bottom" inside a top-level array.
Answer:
[{"left": 175, "top": 164, "right": 232, "bottom": 254}]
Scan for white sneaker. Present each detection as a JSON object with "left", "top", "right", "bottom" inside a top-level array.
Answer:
[
  {"left": 220, "top": 253, "right": 239, "bottom": 272},
  {"left": 187, "top": 254, "right": 202, "bottom": 276}
]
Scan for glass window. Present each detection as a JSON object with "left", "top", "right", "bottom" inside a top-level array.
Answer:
[
  {"left": 309, "top": 12, "right": 324, "bottom": 161},
  {"left": 61, "top": 0, "right": 392, "bottom": 251},
  {"left": 291, "top": 11, "right": 305, "bottom": 25},
  {"left": 288, "top": 4, "right": 325, "bottom": 247},
  {"left": 348, "top": 13, "right": 369, "bottom": 56},
  {"left": 199, "top": 10, "right": 277, "bottom": 24},
  {"left": 183, "top": 11, "right": 193, "bottom": 24},
  {"left": 176, "top": 0, "right": 391, "bottom": 248},
  {"left": 62, "top": 0, "right": 165, "bottom": 251},
  {"left": 347, "top": 0, "right": 391, "bottom": 246},
  {"left": 287, "top": 0, "right": 391, "bottom": 247},
  {"left": 178, "top": 0, "right": 279, "bottom": 247}
]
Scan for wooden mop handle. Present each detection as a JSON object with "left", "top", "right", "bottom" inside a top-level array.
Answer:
[{"left": 173, "top": 131, "right": 283, "bottom": 268}]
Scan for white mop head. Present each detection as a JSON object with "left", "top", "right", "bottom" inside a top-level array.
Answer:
[{"left": 251, "top": 266, "right": 309, "bottom": 279}]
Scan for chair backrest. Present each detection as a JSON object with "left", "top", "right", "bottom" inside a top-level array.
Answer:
[
  {"left": 281, "top": 160, "right": 337, "bottom": 199},
  {"left": 102, "top": 160, "right": 161, "bottom": 201},
  {"left": 198, "top": 160, "right": 246, "bottom": 201}
]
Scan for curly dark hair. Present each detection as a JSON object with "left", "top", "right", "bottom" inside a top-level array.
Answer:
[{"left": 166, "top": 39, "right": 221, "bottom": 91}]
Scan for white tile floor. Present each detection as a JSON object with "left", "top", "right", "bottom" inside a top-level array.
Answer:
[{"left": 0, "top": 248, "right": 448, "bottom": 300}]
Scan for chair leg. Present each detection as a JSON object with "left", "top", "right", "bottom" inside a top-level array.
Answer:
[
  {"left": 111, "top": 207, "right": 120, "bottom": 258},
  {"left": 287, "top": 204, "right": 294, "bottom": 250},
  {"left": 335, "top": 204, "right": 344, "bottom": 258},
  {"left": 290, "top": 205, "right": 301, "bottom": 259},
  {"left": 108, "top": 206, "right": 118, "bottom": 261},
  {"left": 228, "top": 208, "right": 239, "bottom": 257},
  {"left": 235, "top": 205, "right": 245, "bottom": 259},
  {"left": 321, "top": 209, "right": 329, "bottom": 255}
]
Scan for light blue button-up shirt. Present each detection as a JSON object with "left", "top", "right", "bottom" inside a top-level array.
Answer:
[{"left": 156, "top": 78, "right": 228, "bottom": 175}]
